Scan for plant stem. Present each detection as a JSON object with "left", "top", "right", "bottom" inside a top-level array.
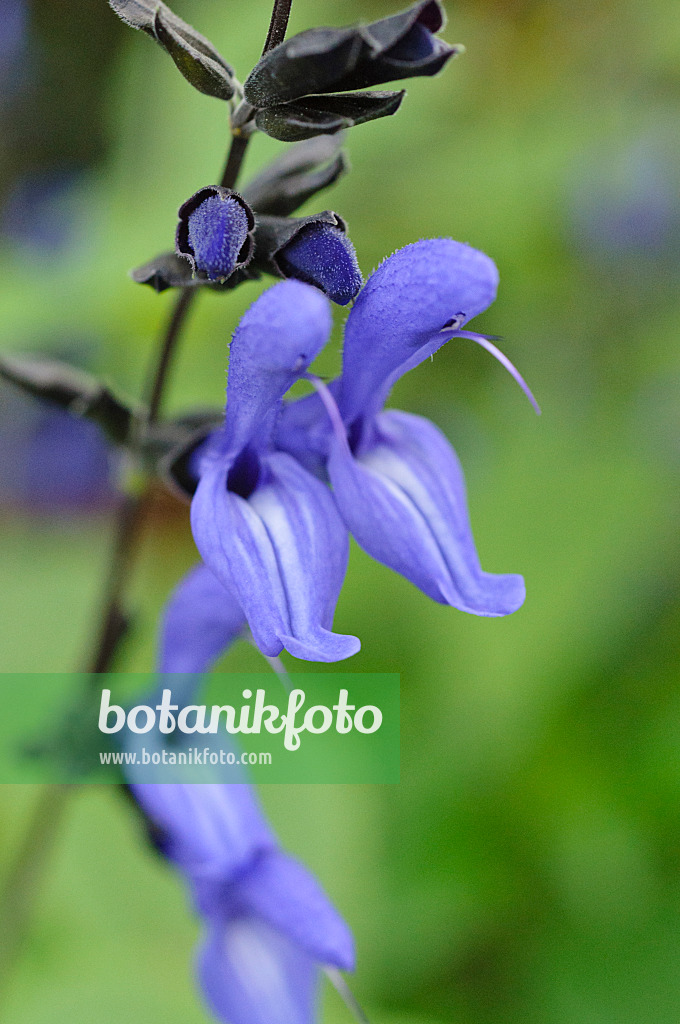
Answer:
[
  {"left": 220, "top": 132, "right": 250, "bottom": 189},
  {"left": 146, "top": 285, "right": 197, "bottom": 425},
  {"left": 86, "top": 284, "right": 198, "bottom": 675},
  {"left": 262, "top": 0, "right": 293, "bottom": 54},
  {"left": 0, "top": 786, "right": 70, "bottom": 1005}
]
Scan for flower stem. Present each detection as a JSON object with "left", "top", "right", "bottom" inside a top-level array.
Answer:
[
  {"left": 87, "top": 120, "right": 249, "bottom": 678},
  {"left": 0, "top": 786, "right": 71, "bottom": 1007},
  {"left": 262, "top": 0, "right": 293, "bottom": 55}
]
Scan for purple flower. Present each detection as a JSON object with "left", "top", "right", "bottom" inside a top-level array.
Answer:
[
  {"left": 276, "top": 238, "right": 537, "bottom": 617},
  {"left": 0, "top": 382, "right": 115, "bottom": 513},
  {"left": 0, "top": 0, "right": 26, "bottom": 93},
  {"left": 190, "top": 278, "right": 360, "bottom": 662},
  {"left": 157, "top": 563, "right": 246, "bottom": 675},
  {"left": 131, "top": 781, "right": 354, "bottom": 1024}
]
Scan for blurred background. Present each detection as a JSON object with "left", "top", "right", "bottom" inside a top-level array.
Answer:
[{"left": 1, "top": 0, "right": 679, "bottom": 1021}]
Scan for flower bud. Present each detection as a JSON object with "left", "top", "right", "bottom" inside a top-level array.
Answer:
[
  {"left": 176, "top": 187, "right": 255, "bottom": 282},
  {"left": 277, "top": 222, "right": 363, "bottom": 306},
  {"left": 245, "top": 1, "right": 459, "bottom": 109}
]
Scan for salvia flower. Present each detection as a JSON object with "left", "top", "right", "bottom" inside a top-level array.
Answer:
[
  {"left": 276, "top": 238, "right": 538, "bottom": 618},
  {"left": 128, "top": 591, "right": 355, "bottom": 1024},
  {"left": 190, "top": 278, "right": 360, "bottom": 662},
  {"left": 253, "top": 212, "right": 363, "bottom": 305},
  {"left": 176, "top": 187, "right": 255, "bottom": 282},
  {"left": 162, "top": 239, "right": 534, "bottom": 672},
  {"left": 157, "top": 563, "right": 246, "bottom": 674},
  {"left": 131, "top": 781, "right": 354, "bottom": 1024}
]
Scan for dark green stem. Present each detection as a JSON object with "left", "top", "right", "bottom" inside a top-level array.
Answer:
[
  {"left": 262, "top": 0, "right": 293, "bottom": 54},
  {"left": 0, "top": 786, "right": 71, "bottom": 1006}
]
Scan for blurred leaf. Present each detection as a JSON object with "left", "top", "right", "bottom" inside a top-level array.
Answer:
[{"left": 0, "top": 354, "right": 134, "bottom": 446}]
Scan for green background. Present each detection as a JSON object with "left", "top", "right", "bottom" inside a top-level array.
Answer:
[{"left": 1, "top": 0, "right": 679, "bottom": 1021}]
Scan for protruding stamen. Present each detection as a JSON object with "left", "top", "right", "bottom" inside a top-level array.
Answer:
[
  {"left": 325, "top": 967, "right": 372, "bottom": 1024},
  {"left": 456, "top": 330, "right": 541, "bottom": 415},
  {"left": 264, "top": 654, "right": 292, "bottom": 694},
  {"left": 305, "top": 373, "right": 353, "bottom": 454}
]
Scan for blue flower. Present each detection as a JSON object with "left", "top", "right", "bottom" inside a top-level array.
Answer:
[
  {"left": 0, "top": 381, "right": 115, "bottom": 513},
  {"left": 132, "top": 781, "right": 354, "bottom": 1024},
  {"left": 157, "top": 563, "right": 246, "bottom": 675},
  {"left": 277, "top": 238, "right": 538, "bottom": 617},
  {"left": 190, "top": 278, "right": 360, "bottom": 663},
  {"left": 132, "top": 593, "right": 355, "bottom": 1024},
  {"left": 165, "top": 238, "right": 534, "bottom": 674}
]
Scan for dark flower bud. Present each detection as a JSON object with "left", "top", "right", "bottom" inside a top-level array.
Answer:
[
  {"left": 245, "top": 0, "right": 459, "bottom": 109},
  {"left": 277, "top": 223, "right": 362, "bottom": 306},
  {"left": 253, "top": 213, "right": 362, "bottom": 305},
  {"left": 175, "top": 187, "right": 255, "bottom": 283}
]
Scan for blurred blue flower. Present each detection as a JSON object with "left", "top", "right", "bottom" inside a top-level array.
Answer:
[
  {"left": 569, "top": 137, "right": 680, "bottom": 265},
  {"left": 1, "top": 171, "right": 84, "bottom": 255},
  {"left": 157, "top": 563, "right": 246, "bottom": 674},
  {"left": 0, "top": 382, "right": 115, "bottom": 513},
  {"left": 190, "top": 278, "right": 360, "bottom": 663},
  {"left": 0, "top": 0, "right": 26, "bottom": 98},
  {"left": 132, "top": 781, "right": 353, "bottom": 1024},
  {"left": 130, "top": 582, "right": 355, "bottom": 1024}
]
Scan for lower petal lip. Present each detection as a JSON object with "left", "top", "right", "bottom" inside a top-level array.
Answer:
[
  {"left": 279, "top": 632, "right": 361, "bottom": 662},
  {"left": 436, "top": 572, "right": 526, "bottom": 616}
]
